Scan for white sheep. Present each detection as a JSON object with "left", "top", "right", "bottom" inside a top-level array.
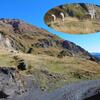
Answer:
[
  {"left": 51, "top": 14, "right": 56, "bottom": 22},
  {"left": 60, "top": 12, "right": 65, "bottom": 22}
]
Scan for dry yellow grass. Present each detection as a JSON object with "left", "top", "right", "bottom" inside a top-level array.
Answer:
[{"left": 47, "top": 17, "right": 100, "bottom": 34}]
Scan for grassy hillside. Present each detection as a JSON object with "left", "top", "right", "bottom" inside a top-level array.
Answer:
[
  {"left": 49, "top": 18, "right": 100, "bottom": 34},
  {"left": 0, "top": 18, "right": 100, "bottom": 92},
  {"left": 0, "top": 18, "right": 95, "bottom": 60},
  {"left": 45, "top": 3, "right": 100, "bottom": 34},
  {"left": 0, "top": 47, "right": 100, "bottom": 91}
]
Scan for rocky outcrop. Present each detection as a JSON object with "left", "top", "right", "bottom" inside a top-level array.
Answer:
[
  {"left": 0, "top": 67, "right": 100, "bottom": 100},
  {"left": 0, "top": 67, "right": 28, "bottom": 99},
  {"left": 58, "top": 50, "right": 73, "bottom": 58},
  {"left": 17, "top": 60, "right": 28, "bottom": 70},
  {"left": 0, "top": 32, "right": 12, "bottom": 49}
]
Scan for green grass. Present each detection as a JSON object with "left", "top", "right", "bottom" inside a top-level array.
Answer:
[{"left": 0, "top": 54, "right": 16, "bottom": 67}]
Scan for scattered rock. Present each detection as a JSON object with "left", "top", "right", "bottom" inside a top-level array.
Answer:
[
  {"left": 0, "top": 67, "right": 15, "bottom": 75},
  {"left": 1, "top": 67, "right": 9, "bottom": 75}
]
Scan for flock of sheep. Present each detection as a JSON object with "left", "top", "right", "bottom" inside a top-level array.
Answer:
[
  {"left": 51, "top": 12, "right": 65, "bottom": 22},
  {"left": 48, "top": 4, "right": 97, "bottom": 23}
]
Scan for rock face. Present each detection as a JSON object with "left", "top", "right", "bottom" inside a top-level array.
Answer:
[
  {"left": 0, "top": 67, "right": 26, "bottom": 99},
  {"left": 0, "top": 18, "right": 97, "bottom": 61},
  {"left": 0, "top": 67, "right": 100, "bottom": 100}
]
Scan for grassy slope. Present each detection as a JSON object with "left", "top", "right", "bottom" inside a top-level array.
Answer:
[
  {"left": 49, "top": 17, "right": 100, "bottom": 34},
  {"left": 0, "top": 47, "right": 100, "bottom": 91}
]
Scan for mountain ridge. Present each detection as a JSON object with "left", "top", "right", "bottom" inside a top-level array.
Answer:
[{"left": 0, "top": 18, "right": 96, "bottom": 61}]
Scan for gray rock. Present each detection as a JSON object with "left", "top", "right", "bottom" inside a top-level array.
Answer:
[{"left": 0, "top": 67, "right": 100, "bottom": 100}]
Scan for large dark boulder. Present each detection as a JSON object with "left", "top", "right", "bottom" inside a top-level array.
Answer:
[
  {"left": 0, "top": 91, "right": 9, "bottom": 99},
  {"left": 17, "top": 60, "right": 28, "bottom": 70}
]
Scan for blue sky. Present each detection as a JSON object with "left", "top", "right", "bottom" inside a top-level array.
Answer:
[{"left": 0, "top": 0, "right": 100, "bottom": 52}]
